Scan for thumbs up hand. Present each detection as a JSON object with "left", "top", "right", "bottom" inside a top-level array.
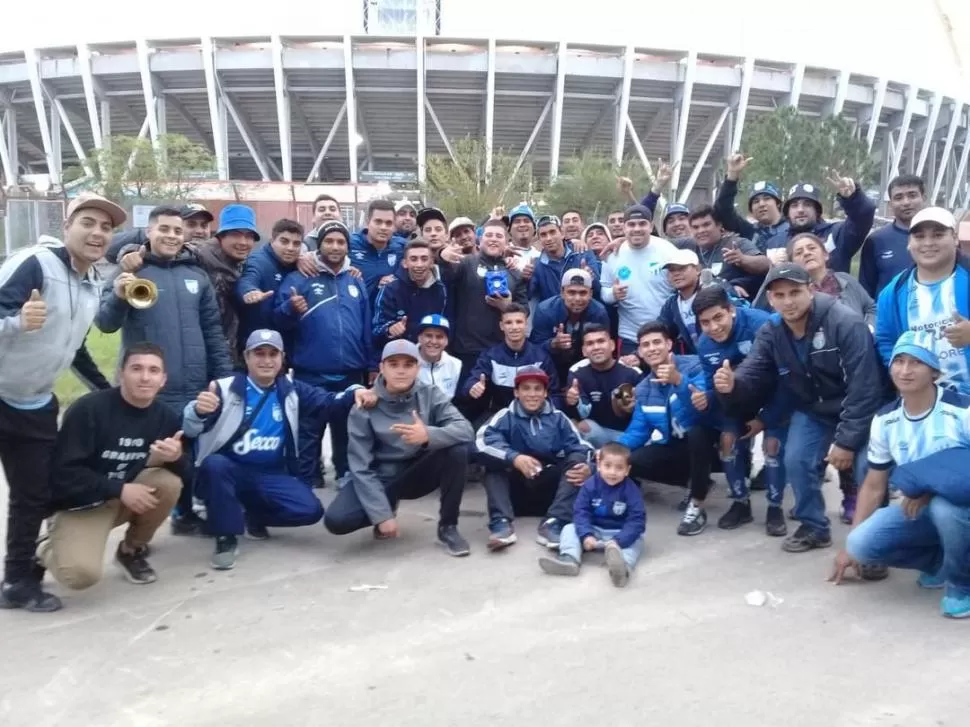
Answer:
[
  {"left": 149, "top": 429, "right": 184, "bottom": 464},
  {"left": 566, "top": 377, "right": 581, "bottom": 407},
  {"left": 713, "top": 359, "right": 735, "bottom": 394},
  {"left": 688, "top": 384, "right": 708, "bottom": 411},
  {"left": 388, "top": 316, "right": 408, "bottom": 339},
  {"left": 652, "top": 352, "right": 681, "bottom": 386},
  {"left": 551, "top": 322, "right": 573, "bottom": 350},
  {"left": 289, "top": 286, "right": 308, "bottom": 315},
  {"left": 945, "top": 310, "right": 970, "bottom": 348},
  {"left": 20, "top": 289, "right": 47, "bottom": 331},
  {"left": 469, "top": 374, "right": 487, "bottom": 400},
  {"left": 195, "top": 381, "right": 221, "bottom": 416}
]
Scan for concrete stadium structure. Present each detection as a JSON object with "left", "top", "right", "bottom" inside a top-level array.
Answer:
[{"left": 0, "top": 0, "right": 968, "bottom": 207}]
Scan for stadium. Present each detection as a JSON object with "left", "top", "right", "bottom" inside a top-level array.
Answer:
[{"left": 0, "top": 0, "right": 968, "bottom": 207}]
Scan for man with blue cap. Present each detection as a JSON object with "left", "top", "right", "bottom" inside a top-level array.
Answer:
[{"left": 832, "top": 331, "right": 970, "bottom": 619}]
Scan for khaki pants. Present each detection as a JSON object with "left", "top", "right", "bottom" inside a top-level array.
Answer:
[{"left": 38, "top": 468, "right": 182, "bottom": 590}]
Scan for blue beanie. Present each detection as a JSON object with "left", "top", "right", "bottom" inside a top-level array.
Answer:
[
  {"left": 891, "top": 331, "right": 940, "bottom": 371},
  {"left": 748, "top": 181, "right": 782, "bottom": 211},
  {"left": 508, "top": 203, "right": 535, "bottom": 226},
  {"left": 662, "top": 203, "right": 690, "bottom": 231}
]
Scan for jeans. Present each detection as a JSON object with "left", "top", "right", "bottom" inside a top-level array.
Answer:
[
  {"left": 718, "top": 421, "right": 788, "bottom": 506},
  {"left": 559, "top": 523, "right": 643, "bottom": 570},
  {"left": 483, "top": 461, "right": 579, "bottom": 523},
  {"left": 784, "top": 411, "right": 867, "bottom": 534},
  {"left": 297, "top": 372, "right": 365, "bottom": 485},
  {"left": 847, "top": 497, "right": 970, "bottom": 592},
  {"left": 579, "top": 419, "right": 626, "bottom": 448}
]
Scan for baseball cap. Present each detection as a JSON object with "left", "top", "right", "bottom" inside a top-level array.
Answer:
[
  {"left": 662, "top": 248, "right": 700, "bottom": 269},
  {"left": 245, "top": 329, "right": 284, "bottom": 353},
  {"left": 624, "top": 204, "right": 653, "bottom": 222},
  {"left": 891, "top": 330, "right": 940, "bottom": 371},
  {"left": 536, "top": 214, "right": 562, "bottom": 229},
  {"left": 418, "top": 314, "right": 451, "bottom": 332},
  {"left": 513, "top": 366, "right": 549, "bottom": 388},
  {"left": 763, "top": 263, "right": 811, "bottom": 288},
  {"left": 448, "top": 216, "right": 476, "bottom": 235},
  {"left": 662, "top": 203, "right": 690, "bottom": 230},
  {"left": 416, "top": 207, "right": 447, "bottom": 229},
  {"left": 910, "top": 206, "right": 957, "bottom": 231},
  {"left": 66, "top": 193, "right": 127, "bottom": 228},
  {"left": 381, "top": 339, "right": 420, "bottom": 362},
  {"left": 394, "top": 200, "right": 417, "bottom": 213},
  {"left": 561, "top": 268, "right": 593, "bottom": 289},
  {"left": 179, "top": 203, "right": 214, "bottom": 222}
]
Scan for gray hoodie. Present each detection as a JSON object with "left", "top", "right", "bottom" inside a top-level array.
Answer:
[{"left": 346, "top": 376, "right": 473, "bottom": 523}]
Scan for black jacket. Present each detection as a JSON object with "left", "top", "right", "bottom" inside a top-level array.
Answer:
[{"left": 719, "top": 293, "right": 885, "bottom": 452}]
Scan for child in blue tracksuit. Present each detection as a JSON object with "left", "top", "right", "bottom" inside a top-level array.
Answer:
[{"left": 539, "top": 442, "right": 646, "bottom": 587}]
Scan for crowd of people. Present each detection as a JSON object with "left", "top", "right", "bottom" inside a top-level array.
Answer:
[{"left": 1, "top": 153, "right": 969, "bottom": 620}]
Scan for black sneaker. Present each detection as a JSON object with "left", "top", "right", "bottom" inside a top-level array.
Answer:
[
  {"left": 677, "top": 501, "right": 708, "bottom": 536},
  {"left": 171, "top": 511, "right": 208, "bottom": 537},
  {"left": 749, "top": 468, "right": 767, "bottom": 491},
  {"left": 245, "top": 521, "right": 270, "bottom": 541},
  {"left": 782, "top": 524, "right": 832, "bottom": 553},
  {"left": 717, "top": 500, "right": 754, "bottom": 530},
  {"left": 676, "top": 490, "right": 692, "bottom": 512},
  {"left": 211, "top": 535, "right": 239, "bottom": 570},
  {"left": 437, "top": 525, "right": 471, "bottom": 557},
  {"left": 536, "top": 518, "right": 564, "bottom": 549},
  {"left": 115, "top": 543, "right": 158, "bottom": 584},
  {"left": 538, "top": 553, "right": 580, "bottom": 576},
  {"left": 765, "top": 506, "right": 787, "bottom": 537},
  {"left": 0, "top": 580, "right": 62, "bottom": 612}
]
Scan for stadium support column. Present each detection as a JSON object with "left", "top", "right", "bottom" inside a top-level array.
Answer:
[
  {"left": 865, "top": 77, "right": 888, "bottom": 154},
  {"left": 947, "top": 123, "right": 970, "bottom": 209},
  {"left": 670, "top": 50, "right": 697, "bottom": 200},
  {"left": 916, "top": 93, "right": 943, "bottom": 177},
  {"left": 306, "top": 101, "right": 346, "bottom": 184},
  {"left": 891, "top": 84, "right": 919, "bottom": 178},
  {"left": 43, "top": 83, "right": 93, "bottom": 177},
  {"left": 932, "top": 99, "right": 963, "bottom": 204},
  {"left": 24, "top": 48, "right": 59, "bottom": 185},
  {"left": 613, "top": 45, "right": 634, "bottom": 166},
  {"left": 271, "top": 35, "right": 292, "bottom": 182},
  {"left": 731, "top": 56, "right": 754, "bottom": 154},
  {"left": 822, "top": 69, "right": 849, "bottom": 117},
  {"left": 416, "top": 34, "right": 426, "bottom": 184},
  {"left": 549, "top": 42, "right": 567, "bottom": 181},
  {"left": 425, "top": 98, "right": 457, "bottom": 165},
  {"left": 136, "top": 40, "right": 160, "bottom": 151},
  {"left": 77, "top": 44, "right": 103, "bottom": 154},
  {"left": 680, "top": 105, "right": 730, "bottom": 204},
  {"left": 343, "top": 35, "right": 358, "bottom": 185},
  {"left": 504, "top": 95, "right": 552, "bottom": 197},
  {"left": 785, "top": 63, "right": 805, "bottom": 108},
  {"left": 201, "top": 37, "right": 229, "bottom": 180},
  {"left": 0, "top": 97, "right": 13, "bottom": 186},
  {"left": 485, "top": 38, "right": 495, "bottom": 183}
]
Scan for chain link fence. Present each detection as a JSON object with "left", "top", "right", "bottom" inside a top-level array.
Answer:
[{"left": 2, "top": 199, "right": 65, "bottom": 260}]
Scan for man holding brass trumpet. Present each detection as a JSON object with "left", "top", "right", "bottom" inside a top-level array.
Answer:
[{"left": 97, "top": 205, "right": 233, "bottom": 536}]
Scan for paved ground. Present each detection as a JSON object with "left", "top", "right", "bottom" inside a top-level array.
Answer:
[{"left": 0, "top": 467, "right": 965, "bottom": 727}]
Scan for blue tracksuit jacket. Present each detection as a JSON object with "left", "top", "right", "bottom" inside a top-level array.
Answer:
[
  {"left": 530, "top": 296, "right": 611, "bottom": 347},
  {"left": 618, "top": 354, "right": 705, "bottom": 448},
  {"left": 476, "top": 400, "right": 593, "bottom": 466},
  {"left": 529, "top": 244, "right": 601, "bottom": 302},
  {"left": 273, "top": 262, "right": 374, "bottom": 382},
  {"left": 573, "top": 474, "right": 647, "bottom": 548},
  {"left": 348, "top": 230, "right": 406, "bottom": 301},
  {"left": 236, "top": 244, "right": 296, "bottom": 351},
  {"left": 859, "top": 221, "right": 913, "bottom": 298},
  {"left": 372, "top": 271, "right": 448, "bottom": 347},
  {"left": 792, "top": 188, "right": 876, "bottom": 273},
  {"left": 462, "top": 340, "right": 561, "bottom": 410}
]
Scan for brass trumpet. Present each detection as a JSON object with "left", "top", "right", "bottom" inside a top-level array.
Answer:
[{"left": 123, "top": 278, "right": 158, "bottom": 309}]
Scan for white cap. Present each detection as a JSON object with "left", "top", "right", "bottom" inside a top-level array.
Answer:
[
  {"left": 394, "top": 199, "right": 417, "bottom": 213},
  {"left": 561, "top": 268, "right": 593, "bottom": 289},
  {"left": 911, "top": 206, "right": 957, "bottom": 231},
  {"left": 662, "top": 248, "right": 700, "bottom": 269},
  {"left": 449, "top": 216, "right": 476, "bottom": 234}
]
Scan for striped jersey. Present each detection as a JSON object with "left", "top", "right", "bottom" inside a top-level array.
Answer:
[
  {"left": 904, "top": 271, "right": 969, "bottom": 391},
  {"left": 867, "top": 386, "right": 970, "bottom": 469}
]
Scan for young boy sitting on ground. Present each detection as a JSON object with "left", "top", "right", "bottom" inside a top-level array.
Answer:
[{"left": 538, "top": 442, "right": 646, "bottom": 587}]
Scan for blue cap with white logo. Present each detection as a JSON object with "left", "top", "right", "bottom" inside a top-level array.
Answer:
[
  {"left": 245, "top": 329, "right": 284, "bottom": 353},
  {"left": 748, "top": 181, "right": 782, "bottom": 210},
  {"left": 418, "top": 314, "right": 450, "bottom": 333}
]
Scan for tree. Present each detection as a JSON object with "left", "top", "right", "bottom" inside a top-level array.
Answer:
[
  {"left": 737, "top": 106, "right": 876, "bottom": 210},
  {"left": 421, "top": 137, "right": 533, "bottom": 222},
  {"left": 542, "top": 150, "right": 652, "bottom": 221},
  {"left": 73, "top": 133, "right": 216, "bottom": 202}
]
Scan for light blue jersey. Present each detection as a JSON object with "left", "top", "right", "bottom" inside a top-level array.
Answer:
[
  {"left": 904, "top": 272, "right": 970, "bottom": 391},
  {"left": 225, "top": 378, "right": 285, "bottom": 468},
  {"left": 867, "top": 386, "right": 970, "bottom": 469}
]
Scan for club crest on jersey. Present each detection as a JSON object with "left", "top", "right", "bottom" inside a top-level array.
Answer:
[
  {"left": 812, "top": 331, "right": 826, "bottom": 349},
  {"left": 387, "top": 254, "right": 397, "bottom": 267},
  {"left": 184, "top": 279, "right": 199, "bottom": 294},
  {"left": 272, "top": 404, "right": 283, "bottom": 422},
  {"left": 612, "top": 501, "right": 627, "bottom": 516},
  {"left": 348, "top": 285, "right": 359, "bottom": 298},
  {"left": 738, "top": 340, "right": 752, "bottom": 355}
]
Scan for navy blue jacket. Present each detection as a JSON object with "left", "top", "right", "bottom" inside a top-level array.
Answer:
[
  {"left": 529, "top": 245, "right": 601, "bottom": 302},
  {"left": 573, "top": 474, "right": 647, "bottom": 548},
  {"left": 618, "top": 355, "right": 706, "bottom": 448},
  {"left": 273, "top": 262, "right": 374, "bottom": 382},
  {"left": 566, "top": 359, "right": 643, "bottom": 431},
  {"left": 462, "top": 340, "right": 562, "bottom": 411},
  {"left": 791, "top": 188, "right": 876, "bottom": 273},
  {"left": 476, "top": 400, "right": 593, "bottom": 466},
  {"left": 372, "top": 271, "right": 448, "bottom": 347},
  {"left": 714, "top": 179, "right": 790, "bottom": 251},
  {"left": 236, "top": 244, "right": 296, "bottom": 351},
  {"left": 530, "top": 296, "right": 610, "bottom": 380},
  {"left": 348, "top": 230, "right": 406, "bottom": 302},
  {"left": 858, "top": 221, "right": 912, "bottom": 297},
  {"left": 721, "top": 294, "right": 884, "bottom": 452}
]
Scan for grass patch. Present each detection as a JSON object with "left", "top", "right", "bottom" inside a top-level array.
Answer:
[{"left": 55, "top": 329, "right": 121, "bottom": 406}]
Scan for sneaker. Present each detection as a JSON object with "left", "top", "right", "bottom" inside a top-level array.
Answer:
[
  {"left": 840, "top": 495, "right": 857, "bottom": 525},
  {"left": 171, "top": 512, "right": 208, "bottom": 537},
  {"left": 536, "top": 518, "right": 564, "bottom": 549},
  {"left": 717, "top": 500, "right": 754, "bottom": 530},
  {"left": 918, "top": 571, "right": 946, "bottom": 590},
  {"left": 437, "top": 525, "right": 470, "bottom": 557},
  {"left": 782, "top": 524, "right": 832, "bottom": 553},
  {"left": 604, "top": 541, "right": 630, "bottom": 588},
  {"left": 114, "top": 543, "right": 157, "bottom": 584},
  {"left": 676, "top": 490, "right": 692, "bottom": 512},
  {"left": 210, "top": 536, "right": 239, "bottom": 570},
  {"left": 860, "top": 564, "right": 890, "bottom": 581},
  {"left": 765, "top": 505, "right": 787, "bottom": 537},
  {"left": 749, "top": 468, "right": 767, "bottom": 491},
  {"left": 245, "top": 521, "right": 270, "bottom": 541},
  {"left": 0, "top": 580, "right": 62, "bottom": 612},
  {"left": 677, "top": 501, "right": 708, "bottom": 536},
  {"left": 941, "top": 586, "right": 970, "bottom": 619},
  {"left": 487, "top": 519, "right": 518, "bottom": 551},
  {"left": 538, "top": 553, "right": 580, "bottom": 576}
]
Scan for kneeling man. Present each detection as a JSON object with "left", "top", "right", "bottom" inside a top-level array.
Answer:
[
  {"left": 184, "top": 330, "right": 370, "bottom": 570},
  {"left": 40, "top": 343, "right": 186, "bottom": 593}
]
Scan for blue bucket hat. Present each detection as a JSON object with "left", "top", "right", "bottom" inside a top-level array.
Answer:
[
  {"left": 508, "top": 203, "right": 536, "bottom": 227},
  {"left": 748, "top": 181, "right": 782, "bottom": 210},
  {"left": 662, "top": 203, "right": 690, "bottom": 232},
  {"left": 891, "top": 331, "right": 940, "bottom": 371},
  {"left": 216, "top": 204, "right": 260, "bottom": 241}
]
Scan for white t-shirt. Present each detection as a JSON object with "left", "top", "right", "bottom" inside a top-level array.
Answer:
[
  {"left": 601, "top": 237, "right": 677, "bottom": 342},
  {"left": 904, "top": 271, "right": 970, "bottom": 390},
  {"left": 868, "top": 386, "right": 970, "bottom": 469},
  {"left": 677, "top": 293, "right": 698, "bottom": 343}
]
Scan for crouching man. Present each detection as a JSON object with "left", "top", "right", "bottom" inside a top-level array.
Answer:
[
  {"left": 184, "top": 330, "right": 373, "bottom": 570},
  {"left": 324, "top": 340, "right": 475, "bottom": 557},
  {"left": 39, "top": 343, "right": 186, "bottom": 592}
]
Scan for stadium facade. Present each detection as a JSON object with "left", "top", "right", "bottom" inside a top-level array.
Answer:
[{"left": 0, "top": 0, "right": 968, "bottom": 209}]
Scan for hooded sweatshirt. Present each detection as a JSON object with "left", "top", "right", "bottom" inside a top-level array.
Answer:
[
  {"left": 345, "top": 377, "right": 474, "bottom": 523},
  {"left": 188, "top": 238, "right": 245, "bottom": 355}
]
